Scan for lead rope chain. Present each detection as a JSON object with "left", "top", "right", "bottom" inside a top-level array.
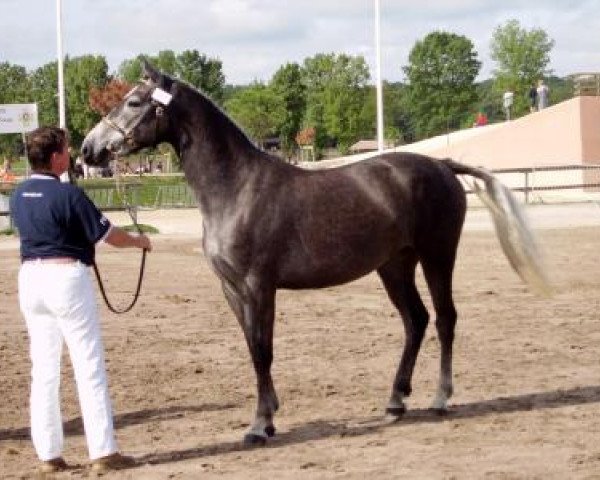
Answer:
[{"left": 92, "top": 175, "right": 147, "bottom": 314}]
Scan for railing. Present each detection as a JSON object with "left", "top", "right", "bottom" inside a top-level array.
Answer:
[
  {"left": 571, "top": 73, "right": 600, "bottom": 97},
  {"left": 469, "top": 164, "right": 600, "bottom": 204},
  {"left": 3, "top": 164, "right": 600, "bottom": 230}
]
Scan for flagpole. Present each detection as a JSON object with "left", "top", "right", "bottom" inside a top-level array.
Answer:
[
  {"left": 56, "top": 0, "right": 66, "bottom": 129},
  {"left": 374, "top": 0, "right": 384, "bottom": 153}
]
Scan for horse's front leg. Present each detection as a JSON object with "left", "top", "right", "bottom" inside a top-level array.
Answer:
[{"left": 222, "top": 281, "right": 278, "bottom": 445}]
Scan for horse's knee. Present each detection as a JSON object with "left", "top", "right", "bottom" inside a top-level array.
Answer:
[{"left": 434, "top": 308, "right": 457, "bottom": 339}]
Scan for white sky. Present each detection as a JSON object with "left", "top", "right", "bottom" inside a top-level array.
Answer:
[{"left": 2, "top": 0, "right": 599, "bottom": 84}]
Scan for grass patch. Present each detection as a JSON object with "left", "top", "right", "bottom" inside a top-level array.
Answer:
[
  {"left": 119, "top": 223, "right": 160, "bottom": 234},
  {"left": 0, "top": 227, "right": 15, "bottom": 236}
]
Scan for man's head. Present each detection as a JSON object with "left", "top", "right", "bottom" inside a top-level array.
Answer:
[{"left": 26, "top": 127, "right": 69, "bottom": 173}]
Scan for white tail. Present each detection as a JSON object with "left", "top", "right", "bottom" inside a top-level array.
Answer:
[{"left": 471, "top": 177, "right": 552, "bottom": 297}]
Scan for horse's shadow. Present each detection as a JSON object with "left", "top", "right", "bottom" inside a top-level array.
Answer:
[
  {"left": 2, "top": 385, "right": 598, "bottom": 465},
  {"left": 139, "top": 384, "right": 600, "bottom": 466}
]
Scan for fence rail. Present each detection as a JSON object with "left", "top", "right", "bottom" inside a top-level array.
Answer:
[
  {"left": 3, "top": 164, "right": 600, "bottom": 230},
  {"left": 473, "top": 164, "right": 600, "bottom": 204}
]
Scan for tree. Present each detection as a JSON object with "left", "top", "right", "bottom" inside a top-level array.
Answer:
[
  {"left": 118, "top": 57, "right": 144, "bottom": 84},
  {"left": 404, "top": 31, "right": 481, "bottom": 139},
  {"left": 270, "top": 63, "right": 306, "bottom": 158},
  {"left": 302, "top": 53, "right": 370, "bottom": 155},
  {"left": 118, "top": 50, "right": 226, "bottom": 104},
  {"left": 177, "top": 50, "right": 226, "bottom": 104},
  {"left": 0, "top": 62, "right": 31, "bottom": 156},
  {"left": 89, "top": 79, "right": 135, "bottom": 115},
  {"left": 224, "top": 82, "right": 285, "bottom": 148},
  {"left": 490, "top": 19, "right": 554, "bottom": 116},
  {"left": 28, "top": 56, "right": 109, "bottom": 148},
  {"left": 29, "top": 62, "right": 60, "bottom": 129},
  {"left": 360, "top": 82, "right": 411, "bottom": 145},
  {"left": 64, "top": 55, "right": 109, "bottom": 146}
]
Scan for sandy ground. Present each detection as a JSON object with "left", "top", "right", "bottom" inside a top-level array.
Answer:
[{"left": 1, "top": 206, "right": 600, "bottom": 479}]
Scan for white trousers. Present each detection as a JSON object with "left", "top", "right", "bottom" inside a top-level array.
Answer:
[{"left": 18, "top": 261, "right": 118, "bottom": 460}]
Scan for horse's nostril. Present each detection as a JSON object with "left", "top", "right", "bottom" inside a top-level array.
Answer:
[{"left": 81, "top": 144, "right": 90, "bottom": 159}]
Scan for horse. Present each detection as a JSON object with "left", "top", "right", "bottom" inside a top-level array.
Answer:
[{"left": 82, "top": 61, "right": 549, "bottom": 445}]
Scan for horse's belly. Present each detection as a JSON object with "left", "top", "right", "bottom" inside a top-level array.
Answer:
[{"left": 276, "top": 247, "right": 391, "bottom": 289}]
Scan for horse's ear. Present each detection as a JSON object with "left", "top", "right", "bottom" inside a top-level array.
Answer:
[{"left": 141, "top": 58, "right": 161, "bottom": 85}]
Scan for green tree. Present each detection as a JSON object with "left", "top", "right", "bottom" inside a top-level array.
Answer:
[
  {"left": 0, "top": 62, "right": 31, "bottom": 156},
  {"left": 270, "top": 63, "right": 306, "bottom": 158},
  {"left": 224, "top": 82, "right": 285, "bottom": 148},
  {"left": 360, "top": 81, "right": 411, "bottom": 145},
  {"left": 118, "top": 57, "right": 144, "bottom": 84},
  {"left": 64, "top": 55, "right": 109, "bottom": 146},
  {"left": 118, "top": 50, "right": 225, "bottom": 103},
  {"left": 490, "top": 19, "right": 554, "bottom": 116},
  {"left": 29, "top": 62, "right": 60, "bottom": 129},
  {"left": 404, "top": 31, "right": 481, "bottom": 139},
  {"left": 302, "top": 53, "right": 370, "bottom": 155},
  {"left": 177, "top": 49, "right": 225, "bottom": 104}
]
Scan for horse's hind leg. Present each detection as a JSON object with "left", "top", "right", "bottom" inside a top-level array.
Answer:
[
  {"left": 420, "top": 253, "right": 458, "bottom": 412},
  {"left": 377, "top": 251, "right": 429, "bottom": 419},
  {"left": 221, "top": 280, "right": 279, "bottom": 445}
]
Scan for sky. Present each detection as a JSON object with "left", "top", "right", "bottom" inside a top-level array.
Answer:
[{"left": 2, "top": 0, "right": 599, "bottom": 85}]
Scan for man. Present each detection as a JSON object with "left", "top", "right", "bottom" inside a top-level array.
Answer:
[
  {"left": 10, "top": 126, "right": 151, "bottom": 474},
  {"left": 528, "top": 83, "right": 538, "bottom": 112},
  {"left": 537, "top": 79, "right": 549, "bottom": 110}
]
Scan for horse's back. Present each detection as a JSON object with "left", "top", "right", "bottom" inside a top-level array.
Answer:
[{"left": 270, "top": 152, "right": 466, "bottom": 288}]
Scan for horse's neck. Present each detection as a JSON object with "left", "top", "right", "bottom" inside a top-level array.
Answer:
[{"left": 173, "top": 95, "right": 267, "bottom": 213}]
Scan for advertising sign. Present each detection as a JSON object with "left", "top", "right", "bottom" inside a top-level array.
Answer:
[{"left": 0, "top": 104, "right": 39, "bottom": 134}]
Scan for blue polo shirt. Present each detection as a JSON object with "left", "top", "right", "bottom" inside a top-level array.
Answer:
[{"left": 10, "top": 173, "right": 111, "bottom": 265}]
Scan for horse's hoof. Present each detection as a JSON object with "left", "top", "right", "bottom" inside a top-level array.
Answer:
[
  {"left": 264, "top": 425, "right": 276, "bottom": 437},
  {"left": 385, "top": 406, "right": 406, "bottom": 419},
  {"left": 243, "top": 433, "right": 267, "bottom": 446}
]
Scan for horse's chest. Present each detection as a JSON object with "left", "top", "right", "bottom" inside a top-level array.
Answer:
[{"left": 202, "top": 224, "right": 244, "bottom": 266}]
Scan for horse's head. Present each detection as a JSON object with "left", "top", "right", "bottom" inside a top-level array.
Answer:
[{"left": 82, "top": 60, "right": 175, "bottom": 166}]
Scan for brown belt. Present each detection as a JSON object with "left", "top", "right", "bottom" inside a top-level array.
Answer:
[{"left": 23, "top": 257, "right": 77, "bottom": 264}]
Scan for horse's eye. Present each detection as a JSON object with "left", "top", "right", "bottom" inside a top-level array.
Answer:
[{"left": 127, "top": 97, "right": 142, "bottom": 108}]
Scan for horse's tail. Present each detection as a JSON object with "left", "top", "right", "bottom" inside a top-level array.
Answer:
[{"left": 440, "top": 158, "right": 552, "bottom": 297}]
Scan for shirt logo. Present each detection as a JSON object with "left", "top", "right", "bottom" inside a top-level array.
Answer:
[{"left": 22, "top": 192, "right": 43, "bottom": 198}]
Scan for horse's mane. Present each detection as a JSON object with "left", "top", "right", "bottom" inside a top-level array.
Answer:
[{"left": 169, "top": 75, "right": 258, "bottom": 151}]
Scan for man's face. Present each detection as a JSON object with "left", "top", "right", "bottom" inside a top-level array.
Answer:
[{"left": 51, "top": 142, "right": 70, "bottom": 175}]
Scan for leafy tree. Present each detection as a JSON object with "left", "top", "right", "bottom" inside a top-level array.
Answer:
[
  {"left": 28, "top": 56, "right": 108, "bottom": 149},
  {"left": 404, "top": 31, "right": 481, "bottom": 139},
  {"left": 0, "top": 62, "right": 31, "bottom": 155},
  {"left": 29, "top": 62, "right": 60, "bottom": 129},
  {"left": 118, "top": 50, "right": 225, "bottom": 104},
  {"left": 270, "top": 63, "right": 306, "bottom": 158},
  {"left": 490, "top": 19, "right": 554, "bottom": 116},
  {"left": 118, "top": 57, "right": 144, "bottom": 84},
  {"left": 64, "top": 55, "right": 109, "bottom": 146},
  {"left": 302, "top": 53, "right": 370, "bottom": 154},
  {"left": 546, "top": 75, "right": 573, "bottom": 105},
  {"left": 89, "top": 79, "right": 135, "bottom": 115},
  {"left": 360, "top": 82, "right": 411, "bottom": 145},
  {"left": 154, "top": 50, "right": 178, "bottom": 76},
  {"left": 177, "top": 49, "right": 225, "bottom": 104},
  {"left": 224, "top": 82, "right": 285, "bottom": 148},
  {"left": 475, "top": 79, "right": 505, "bottom": 124}
]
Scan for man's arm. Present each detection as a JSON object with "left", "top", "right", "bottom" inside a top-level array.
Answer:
[{"left": 104, "top": 226, "right": 152, "bottom": 251}]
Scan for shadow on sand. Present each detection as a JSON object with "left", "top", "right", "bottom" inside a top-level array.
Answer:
[
  {"left": 136, "top": 384, "right": 600, "bottom": 467},
  {"left": 2, "top": 385, "right": 599, "bottom": 469}
]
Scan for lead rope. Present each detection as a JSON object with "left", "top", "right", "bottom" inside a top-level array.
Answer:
[{"left": 92, "top": 172, "right": 147, "bottom": 314}]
